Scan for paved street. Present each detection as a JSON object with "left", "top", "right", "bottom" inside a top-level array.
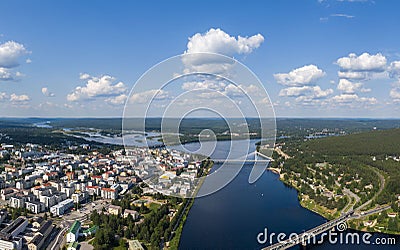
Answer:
[{"left": 46, "top": 199, "right": 110, "bottom": 250}]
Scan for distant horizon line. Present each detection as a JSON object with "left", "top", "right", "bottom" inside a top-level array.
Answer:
[{"left": 1, "top": 116, "right": 400, "bottom": 120}]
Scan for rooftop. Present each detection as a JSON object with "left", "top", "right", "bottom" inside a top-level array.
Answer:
[
  {"left": 128, "top": 239, "right": 144, "bottom": 250},
  {"left": 83, "top": 225, "right": 98, "bottom": 234},
  {"left": 29, "top": 234, "right": 43, "bottom": 246},
  {"left": 124, "top": 209, "right": 139, "bottom": 215},
  {"left": 2, "top": 217, "right": 26, "bottom": 235},
  {"left": 108, "top": 205, "right": 121, "bottom": 210},
  {"left": 68, "top": 220, "right": 81, "bottom": 234},
  {"left": 38, "top": 220, "right": 53, "bottom": 235},
  {"left": 68, "top": 241, "right": 79, "bottom": 249}
]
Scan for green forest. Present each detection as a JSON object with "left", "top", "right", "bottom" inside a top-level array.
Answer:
[
  {"left": 300, "top": 129, "right": 400, "bottom": 204},
  {"left": 278, "top": 128, "right": 400, "bottom": 214}
]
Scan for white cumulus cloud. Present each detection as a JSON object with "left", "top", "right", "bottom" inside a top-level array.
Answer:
[
  {"left": 337, "top": 71, "right": 369, "bottom": 80},
  {"left": 182, "top": 28, "right": 264, "bottom": 75},
  {"left": 0, "top": 92, "right": 7, "bottom": 101},
  {"left": 279, "top": 85, "right": 333, "bottom": 99},
  {"left": 106, "top": 94, "right": 128, "bottom": 105},
  {"left": 331, "top": 93, "right": 377, "bottom": 105},
  {"left": 274, "top": 65, "right": 326, "bottom": 86},
  {"left": 389, "top": 79, "right": 400, "bottom": 100},
  {"left": 79, "top": 73, "right": 91, "bottom": 80},
  {"left": 182, "top": 81, "right": 226, "bottom": 92},
  {"left": 41, "top": 87, "right": 55, "bottom": 97},
  {"left": 0, "top": 68, "right": 12, "bottom": 81},
  {"left": 337, "top": 79, "right": 363, "bottom": 93},
  {"left": 0, "top": 41, "right": 28, "bottom": 68},
  {"left": 390, "top": 88, "right": 400, "bottom": 100},
  {"left": 313, "top": 86, "right": 334, "bottom": 98},
  {"left": 67, "top": 74, "right": 127, "bottom": 102},
  {"left": 279, "top": 86, "right": 311, "bottom": 97},
  {"left": 336, "top": 52, "right": 387, "bottom": 72},
  {"left": 388, "top": 61, "right": 400, "bottom": 79},
  {"left": 185, "top": 28, "right": 264, "bottom": 55},
  {"left": 10, "top": 93, "right": 30, "bottom": 102},
  {"left": 182, "top": 80, "right": 262, "bottom": 99},
  {"left": 335, "top": 52, "right": 389, "bottom": 97},
  {"left": 0, "top": 41, "right": 30, "bottom": 81},
  {"left": 331, "top": 93, "right": 357, "bottom": 103},
  {"left": 129, "top": 89, "right": 170, "bottom": 104}
]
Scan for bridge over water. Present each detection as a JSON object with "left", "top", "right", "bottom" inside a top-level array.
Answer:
[
  {"left": 263, "top": 205, "right": 391, "bottom": 250},
  {"left": 211, "top": 151, "right": 274, "bottom": 164},
  {"left": 263, "top": 213, "right": 351, "bottom": 250}
]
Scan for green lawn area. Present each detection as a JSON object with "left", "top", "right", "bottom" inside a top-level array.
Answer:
[
  {"left": 148, "top": 202, "right": 161, "bottom": 211},
  {"left": 300, "top": 198, "right": 337, "bottom": 220},
  {"left": 141, "top": 203, "right": 161, "bottom": 219}
]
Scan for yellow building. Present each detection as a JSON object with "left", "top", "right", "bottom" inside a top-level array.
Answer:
[{"left": 108, "top": 205, "right": 122, "bottom": 215}]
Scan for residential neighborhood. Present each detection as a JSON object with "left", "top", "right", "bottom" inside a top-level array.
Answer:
[{"left": 0, "top": 142, "right": 207, "bottom": 249}]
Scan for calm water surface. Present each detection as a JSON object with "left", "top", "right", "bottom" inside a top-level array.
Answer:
[{"left": 178, "top": 140, "right": 399, "bottom": 250}]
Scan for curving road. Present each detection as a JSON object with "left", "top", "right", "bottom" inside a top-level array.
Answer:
[
  {"left": 50, "top": 228, "right": 67, "bottom": 250},
  {"left": 47, "top": 220, "right": 70, "bottom": 250},
  {"left": 274, "top": 147, "right": 291, "bottom": 160},
  {"left": 356, "top": 167, "right": 385, "bottom": 211},
  {"left": 340, "top": 187, "right": 360, "bottom": 214}
]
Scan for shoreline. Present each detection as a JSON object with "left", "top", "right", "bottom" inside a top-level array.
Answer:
[
  {"left": 63, "top": 131, "right": 399, "bottom": 244},
  {"left": 61, "top": 129, "right": 264, "bottom": 148},
  {"left": 169, "top": 160, "right": 214, "bottom": 249},
  {"left": 273, "top": 171, "right": 400, "bottom": 237}
]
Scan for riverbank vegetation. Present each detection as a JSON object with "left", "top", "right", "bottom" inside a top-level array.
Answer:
[
  {"left": 86, "top": 159, "right": 213, "bottom": 250},
  {"left": 273, "top": 129, "right": 400, "bottom": 234}
]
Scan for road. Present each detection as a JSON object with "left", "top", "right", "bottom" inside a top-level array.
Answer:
[
  {"left": 169, "top": 199, "right": 192, "bottom": 241},
  {"left": 61, "top": 199, "right": 110, "bottom": 222},
  {"left": 341, "top": 196, "right": 354, "bottom": 215},
  {"left": 337, "top": 165, "right": 386, "bottom": 215},
  {"left": 263, "top": 206, "right": 392, "bottom": 250},
  {"left": 356, "top": 167, "right": 385, "bottom": 211},
  {"left": 80, "top": 241, "right": 94, "bottom": 250},
  {"left": 49, "top": 227, "right": 67, "bottom": 250},
  {"left": 274, "top": 147, "right": 291, "bottom": 159},
  {"left": 263, "top": 213, "right": 353, "bottom": 250},
  {"left": 340, "top": 187, "right": 360, "bottom": 214},
  {"left": 46, "top": 199, "right": 110, "bottom": 250},
  {"left": 47, "top": 220, "right": 71, "bottom": 250},
  {"left": 353, "top": 205, "right": 392, "bottom": 219}
]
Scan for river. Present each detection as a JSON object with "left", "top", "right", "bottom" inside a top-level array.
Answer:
[
  {"left": 74, "top": 132, "right": 398, "bottom": 249},
  {"left": 177, "top": 140, "right": 399, "bottom": 249}
]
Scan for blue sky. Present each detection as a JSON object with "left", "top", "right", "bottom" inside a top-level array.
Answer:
[{"left": 1, "top": 0, "right": 400, "bottom": 118}]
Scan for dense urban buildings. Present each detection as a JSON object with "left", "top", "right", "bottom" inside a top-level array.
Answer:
[{"left": 0, "top": 140, "right": 204, "bottom": 249}]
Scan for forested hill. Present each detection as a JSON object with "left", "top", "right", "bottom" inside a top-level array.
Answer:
[
  {"left": 301, "top": 128, "right": 400, "bottom": 156},
  {"left": 284, "top": 127, "right": 400, "bottom": 215}
]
